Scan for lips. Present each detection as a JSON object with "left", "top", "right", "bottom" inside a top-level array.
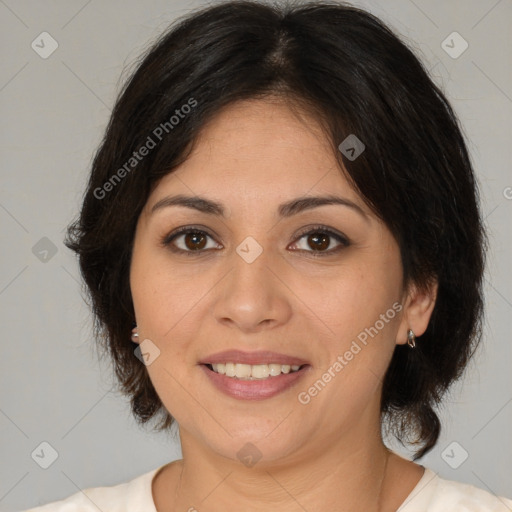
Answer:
[
  {"left": 199, "top": 349, "right": 309, "bottom": 366},
  {"left": 199, "top": 350, "right": 311, "bottom": 400},
  {"left": 201, "top": 364, "right": 310, "bottom": 400}
]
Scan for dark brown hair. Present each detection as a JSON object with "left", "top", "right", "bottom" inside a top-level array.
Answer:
[{"left": 65, "top": 0, "right": 486, "bottom": 459}]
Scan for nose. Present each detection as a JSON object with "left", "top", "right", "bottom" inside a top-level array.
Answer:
[{"left": 212, "top": 244, "right": 293, "bottom": 334}]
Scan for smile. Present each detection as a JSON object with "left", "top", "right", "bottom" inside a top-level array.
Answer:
[
  {"left": 201, "top": 363, "right": 311, "bottom": 400},
  {"left": 207, "top": 362, "right": 303, "bottom": 379}
]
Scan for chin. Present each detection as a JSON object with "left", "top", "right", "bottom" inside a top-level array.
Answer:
[{"left": 195, "top": 419, "right": 306, "bottom": 467}]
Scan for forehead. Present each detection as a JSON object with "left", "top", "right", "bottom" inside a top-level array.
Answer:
[{"left": 150, "top": 99, "right": 361, "bottom": 207}]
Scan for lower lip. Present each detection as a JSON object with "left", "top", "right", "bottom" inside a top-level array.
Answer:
[{"left": 200, "top": 364, "right": 310, "bottom": 400}]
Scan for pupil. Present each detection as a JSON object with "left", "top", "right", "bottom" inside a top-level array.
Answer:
[
  {"left": 309, "top": 233, "right": 329, "bottom": 251},
  {"left": 185, "top": 232, "right": 206, "bottom": 250}
]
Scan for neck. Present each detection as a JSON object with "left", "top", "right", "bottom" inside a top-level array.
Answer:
[{"left": 163, "top": 432, "right": 395, "bottom": 512}]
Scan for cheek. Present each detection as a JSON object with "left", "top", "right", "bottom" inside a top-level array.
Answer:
[
  {"left": 293, "top": 256, "right": 401, "bottom": 344},
  {"left": 130, "top": 249, "right": 204, "bottom": 417},
  {"left": 131, "top": 241, "right": 200, "bottom": 333},
  {"left": 296, "top": 275, "right": 399, "bottom": 421},
  {"left": 291, "top": 252, "right": 402, "bottom": 412}
]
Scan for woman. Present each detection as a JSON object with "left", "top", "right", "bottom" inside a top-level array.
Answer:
[{"left": 26, "top": 1, "right": 512, "bottom": 510}]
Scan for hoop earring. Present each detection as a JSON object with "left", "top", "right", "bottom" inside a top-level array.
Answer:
[{"left": 407, "top": 329, "right": 416, "bottom": 348}]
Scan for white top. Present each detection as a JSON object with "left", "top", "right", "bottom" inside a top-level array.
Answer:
[{"left": 24, "top": 465, "right": 512, "bottom": 511}]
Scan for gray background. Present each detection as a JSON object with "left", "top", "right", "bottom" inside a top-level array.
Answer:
[{"left": 1, "top": 0, "right": 511, "bottom": 509}]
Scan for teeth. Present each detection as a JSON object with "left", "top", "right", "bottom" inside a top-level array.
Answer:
[
  {"left": 225, "top": 363, "right": 236, "bottom": 377},
  {"left": 251, "top": 364, "right": 269, "bottom": 379},
  {"left": 210, "top": 363, "right": 302, "bottom": 379},
  {"left": 269, "top": 364, "right": 282, "bottom": 376},
  {"left": 235, "top": 363, "right": 251, "bottom": 379}
]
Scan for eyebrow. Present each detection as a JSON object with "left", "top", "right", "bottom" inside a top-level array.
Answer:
[{"left": 150, "top": 193, "right": 368, "bottom": 221}]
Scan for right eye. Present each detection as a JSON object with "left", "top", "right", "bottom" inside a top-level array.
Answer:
[{"left": 161, "top": 226, "right": 222, "bottom": 255}]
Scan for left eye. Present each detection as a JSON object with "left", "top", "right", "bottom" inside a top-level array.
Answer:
[{"left": 289, "top": 228, "right": 349, "bottom": 255}]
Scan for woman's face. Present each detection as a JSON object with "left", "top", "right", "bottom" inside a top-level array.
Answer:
[{"left": 130, "top": 98, "right": 433, "bottom": 464}]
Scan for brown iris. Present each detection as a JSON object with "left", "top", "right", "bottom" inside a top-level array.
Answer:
[
  {"left": 307, "top": 232, "right": 330, "bottom": 251},
  {"left": 184, "top": 232, "right": 207, "bottom": 250}
]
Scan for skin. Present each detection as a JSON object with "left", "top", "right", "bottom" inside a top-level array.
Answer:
[{"left": 129, "top": 97, "right": 438, "bottom": 512}]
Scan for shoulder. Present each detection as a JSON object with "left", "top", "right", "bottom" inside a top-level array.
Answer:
[
  {"left": 399, "top": 467, "right": 512, "bottom": 512},
  {"left": 22, "top": 466, "right": 162, "bottom": 512}
]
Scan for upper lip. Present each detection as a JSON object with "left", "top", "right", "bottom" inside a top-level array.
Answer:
[{"left": 199, "top": 350, "right": 309, "bottom": 366}]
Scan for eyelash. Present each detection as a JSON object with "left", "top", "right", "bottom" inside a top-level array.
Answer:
[{"left": 160, "top": 224, "right": 350, "bottom": 258}]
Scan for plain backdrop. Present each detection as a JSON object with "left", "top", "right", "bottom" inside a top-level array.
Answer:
[{"left": 0, "top": 0, "right": 511, "bottom": 509}]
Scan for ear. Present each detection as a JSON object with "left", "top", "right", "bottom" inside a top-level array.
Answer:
[
  {"left": 131, "top": 326, "right": 140, "bottom": 344},
  {"left": 396, "top": 278, "right": 438, "bottom": 345}
]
